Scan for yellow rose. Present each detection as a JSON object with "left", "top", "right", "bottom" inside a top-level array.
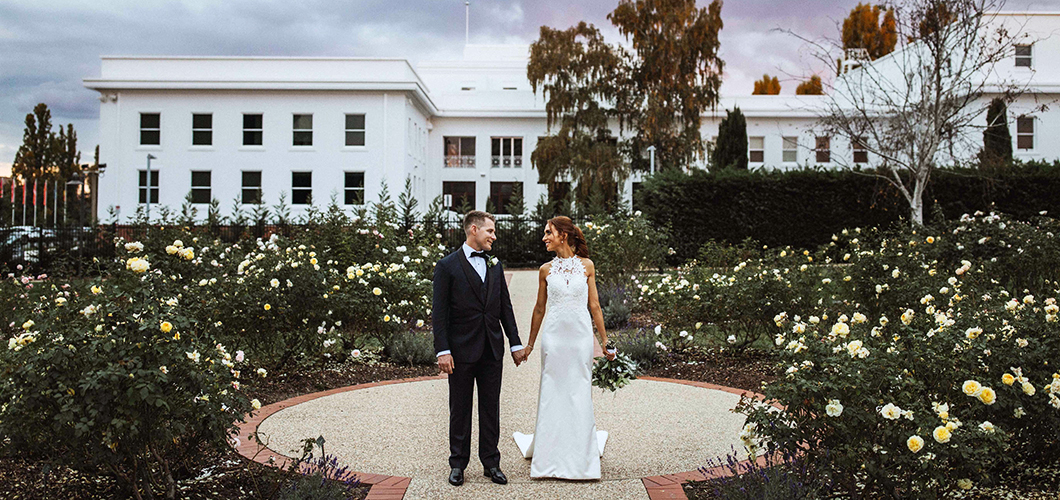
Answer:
[
  {"left": 907, "top": 435, "right": 925, "bottom": 453},
  {"left": 91, "top": 285, "right": 102, "bottom": 295},
  {"left": 1002, "top": 373, "right": 1015, "bottom": 386},
  {"left": 933, "top": 426, "right": 951, "bottom": 443},
  {"left": 264, "top": 304, "right": 272, "bottom": 311},
  {"left": 383, "top": 315, "right": 391, "bottom": 322},
  {"left": 373, "top": 288, "right": 382, "bottom": 296},
  {"left": 978, "top": 387, "right": 996, "bottom": 405},
  {"left": 962, "top": 380, "right": 982, "bottom": 396},
  {"left": 1022, "top": 382, "right": 1036, "bottom": 396},
  {"left": 160, "top": 321, "right": 173, "bottom": 333},
  {"left": 957, "top": 479, "right": 972, "bottom": 490},
  {"left": 251, "top": 399, "right": 262, "bottom": 410}
]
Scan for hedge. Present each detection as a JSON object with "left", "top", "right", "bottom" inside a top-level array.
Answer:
[{"left": 636, "top": 161, "right": 1060, "bottom": 260}]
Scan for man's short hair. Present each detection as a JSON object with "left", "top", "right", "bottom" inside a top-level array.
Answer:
[{"left": 463, "top": 210, "right": 496, "bottom": 233}]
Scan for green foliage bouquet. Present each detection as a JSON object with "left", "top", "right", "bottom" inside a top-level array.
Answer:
[{"left": 591, "top": 344, "right": 639, "bottom": 392}]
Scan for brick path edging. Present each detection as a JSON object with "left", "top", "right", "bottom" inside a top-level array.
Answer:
[
  {"left": 232, "top": 374, "right": 445, "bottom": 500},
  {"left": 637, "top": 376, "right": 777, "bottom": 500}
]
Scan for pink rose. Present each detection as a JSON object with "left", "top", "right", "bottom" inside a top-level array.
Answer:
[{"left": 235, "top": 350, "right": 245, "bottom": 362}]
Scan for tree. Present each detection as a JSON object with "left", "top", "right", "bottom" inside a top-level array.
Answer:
[
  {"left": 752, "top": 74, "right": 781, "bottom": 95},
  {"left": 54, "top": 123, "right": 80, "bottom": 182},
  {"left": 813, "top": 0, "right": 1034, "bottom": 225},
  {"left": 796, "top": 75, "right": 824, "bottom": 95},
  {"left": 12, "top": 103, "right": 56, "bottom": 182},
  {"left": 712, "top": 107, "right": 748, "bottom": 170},
  {"left": 842, "top": 3, "right": 898, "bottom": 60},
  {"left": 529, "top": 0, "right": 725, "bottom": 205},
  {"left": 979, "top": 97, "right": 1013, "bottom": 169}
]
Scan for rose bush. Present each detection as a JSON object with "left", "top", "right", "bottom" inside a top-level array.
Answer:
[
  {"left": 0, "top": 258, "right": 256, "bottom": 499},
  {"left": 637, "top": 211, "right": 1060, "bottom": 496}
]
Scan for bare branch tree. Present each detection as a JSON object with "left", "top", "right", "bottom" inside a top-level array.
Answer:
[{"left": 803, "top": 0, "right": 1040, "bottom": 225}]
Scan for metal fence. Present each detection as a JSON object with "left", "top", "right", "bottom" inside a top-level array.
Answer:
[{"left": 0, "top": 217, "right": 582, "bottom": 276}]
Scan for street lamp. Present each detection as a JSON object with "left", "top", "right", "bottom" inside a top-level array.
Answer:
[
  {"left": 145, "top": 154, "right": 156, "bottom": 220},
  {"left": 647, "top": 145, "right": 657, "bottom": 174}
]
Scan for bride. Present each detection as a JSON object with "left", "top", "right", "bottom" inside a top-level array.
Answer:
[{"left": 513, "top": 216, "right": 615, "bottom": 480}]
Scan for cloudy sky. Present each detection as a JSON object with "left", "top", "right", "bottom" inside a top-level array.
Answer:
[{"left": 2, "top": 0, "right": 1058, "bottom": 176}]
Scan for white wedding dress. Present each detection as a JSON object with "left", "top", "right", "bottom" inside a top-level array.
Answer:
[{"left": 513, "top": 256, "right": 607, "bottom": 480}]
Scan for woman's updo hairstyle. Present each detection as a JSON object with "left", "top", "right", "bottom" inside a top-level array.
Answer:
[{"left": 548, "top": 216, "right": 589, "bottom": 258}]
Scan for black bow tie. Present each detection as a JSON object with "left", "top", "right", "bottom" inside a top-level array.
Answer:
[{"left": 470, "top": 251, "right": 488, "bottom": 259}]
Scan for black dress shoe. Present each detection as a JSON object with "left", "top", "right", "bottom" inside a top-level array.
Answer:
[
  {"left": 448, "top": 467, "right": 464, "bottom": 486},
  {"left": 484, "top": 466, "right": 508, "bottom": 485}
]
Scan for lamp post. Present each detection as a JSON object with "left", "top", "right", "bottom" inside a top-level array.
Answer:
[
  {"left": 145, "top": 154, "right": 156, "bottom": 220},
  {"left": 66, "top": 171, "right": 84, "bottom": 274},
  {"left": 647, "top": 145, "right": 657, "bottom": 174}
]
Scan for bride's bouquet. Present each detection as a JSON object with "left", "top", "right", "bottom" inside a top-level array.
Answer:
[{"left": 591, "top": 341, "right": 638, "bottom": 392}]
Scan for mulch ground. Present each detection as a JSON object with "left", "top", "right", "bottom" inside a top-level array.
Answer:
[
  {"left": 0, "top": 361, "right": 434, "bottom": 500},
  {"left": 643, "top": 347, "right": 778, "bottom": 393}
]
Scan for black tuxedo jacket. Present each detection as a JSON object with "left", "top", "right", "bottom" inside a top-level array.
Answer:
[{"left": 432, "top": 249, "right": 522, "bottom": 363}]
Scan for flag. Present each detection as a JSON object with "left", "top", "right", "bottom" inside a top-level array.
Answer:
[{"left": 43, "top": 180, "right": 47, "bottom": 209}]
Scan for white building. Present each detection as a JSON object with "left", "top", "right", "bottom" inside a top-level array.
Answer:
[{"left": 83, "top": 13, "right": 1060, "bottom": 222}]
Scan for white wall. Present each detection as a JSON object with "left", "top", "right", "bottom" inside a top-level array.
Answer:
[{"left": 97, "top": 90, "right": 404, "bottom": 221}]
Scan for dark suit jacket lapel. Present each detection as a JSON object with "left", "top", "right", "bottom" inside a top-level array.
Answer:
[
  {"left": 457, "top": 249, "right": 485, "bottom": 304},
  {"left": 484, "top": 260, "right": 494, "bottom": 306}
]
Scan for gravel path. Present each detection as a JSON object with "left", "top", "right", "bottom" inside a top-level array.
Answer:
[{"left": 256, "top": 269, "right": 750, "bottom": 499}]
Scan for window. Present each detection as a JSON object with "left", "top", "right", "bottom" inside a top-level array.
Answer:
[
  {"left": 344, "top": 172, "right": 365, "bottom": 205},
  {"left": 345, "top": 114, "right": 365, "bottom": 146},
  {"left": 138, "top": 170, "right": 159, "bottom": 203},
  {"left": 192, "top": 114, "right": 212, "bottom": 146},
  {"left": 491, "top": 137, "right": 523, "bottom": 168},
  {"left": 443, "top": 181, "right": 476, "bottom": 211},
  {"left": 140, "top": 113, "right": 160, "bottom": 146},
  {"left": 293, "top": 114, "right": 313, "bottom": 146},
  {"left": 815, "top": 136, "right": 831, "bottom": 163},
  {"left": 241, "top": 171, "right": 262, "bottom": 204},
  {"left": 444, "top": 137, "right": 476, "bottom": 167},
  {"left": 1015, "top": 44, "right": 1032, "bottom": 68},
  {"left": 243, "top": 114, "right": 263, "bottom": 146},
  {"left": 292, "top": 172, "right": 312, "bottom": 205},
  {"left": 490, "top": 182, "right": 520, "bottom": 214},
  {"left": 1017, "top": 116, "right": 1035, "bottom": 150},
  {"left": 749, "top": 137, "right": 765, "bottom": 163},
  {"left": 782, "top": 137, "right": 798, "bottom": 163},
  {"left": 853, "top": 136, "right": 868, "bottom": 163},
  {"left": 190, "top": 171, "right": 211, "bottom": 204}
]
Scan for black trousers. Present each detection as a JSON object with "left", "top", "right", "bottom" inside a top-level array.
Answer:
[{"left": 448, "top": 354, "right": 503, "bottom": 470}]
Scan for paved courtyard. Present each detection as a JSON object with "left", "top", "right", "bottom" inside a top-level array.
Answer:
[{"left": 252, "top": 269, "right": 751, "bottom": 499}]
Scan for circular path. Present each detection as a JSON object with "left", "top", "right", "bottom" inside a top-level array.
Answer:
[{"left": 249, "top": 270, "right": 752, "bottom": 499}]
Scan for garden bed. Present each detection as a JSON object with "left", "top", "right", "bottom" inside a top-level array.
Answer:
[
  {"left": 643, "top": 348, "right": 778, "bottom": 393},
  {"left": 0, "top": 361, "right": 433, "bottom": 499}
]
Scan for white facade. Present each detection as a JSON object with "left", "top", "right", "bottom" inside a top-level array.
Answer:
[{"left": 84, "top": 14, "right": 1060, "bottom": 222}]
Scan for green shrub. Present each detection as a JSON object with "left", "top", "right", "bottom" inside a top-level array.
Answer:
[
  {"left": 598, "top": 283, "right": 632, "bottom": 330},
  {"left": 0, "top": 260, "right": 255, "bottom": 498},
  {"left": 583, "top": 211, "right": 669, "bottom": 285},
  {"left": 636, "top": 211, "right": 1060, "bottom": 496},
  {"left": 637, "top": 162, "right": 1060, "bottom": 261},
  {"left": 610, "top": 328, "right": 662, "bottom": 369},
  {"left": 383, "top": 330, "right": 437, "bottom": 366}
]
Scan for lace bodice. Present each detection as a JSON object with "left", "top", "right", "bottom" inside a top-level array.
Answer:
[{"left": 546, "top": 256, "right": 589, "bottom": 314}]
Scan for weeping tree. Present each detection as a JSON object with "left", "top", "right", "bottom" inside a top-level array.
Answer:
[
  {"left": 529, "top": 0, "right": 725, "bottom": 207},
  {"left": 801, "top": 0, "right": 1036, "bottom": 225}
]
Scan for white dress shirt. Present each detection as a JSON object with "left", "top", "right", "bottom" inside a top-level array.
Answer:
[{"left": 437, "top": 243, "right": 523, "bottom": 357}]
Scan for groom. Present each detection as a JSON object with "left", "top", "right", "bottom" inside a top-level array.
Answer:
[{"left": 433, "top": 210, "right": 527, "bottom": 486}]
